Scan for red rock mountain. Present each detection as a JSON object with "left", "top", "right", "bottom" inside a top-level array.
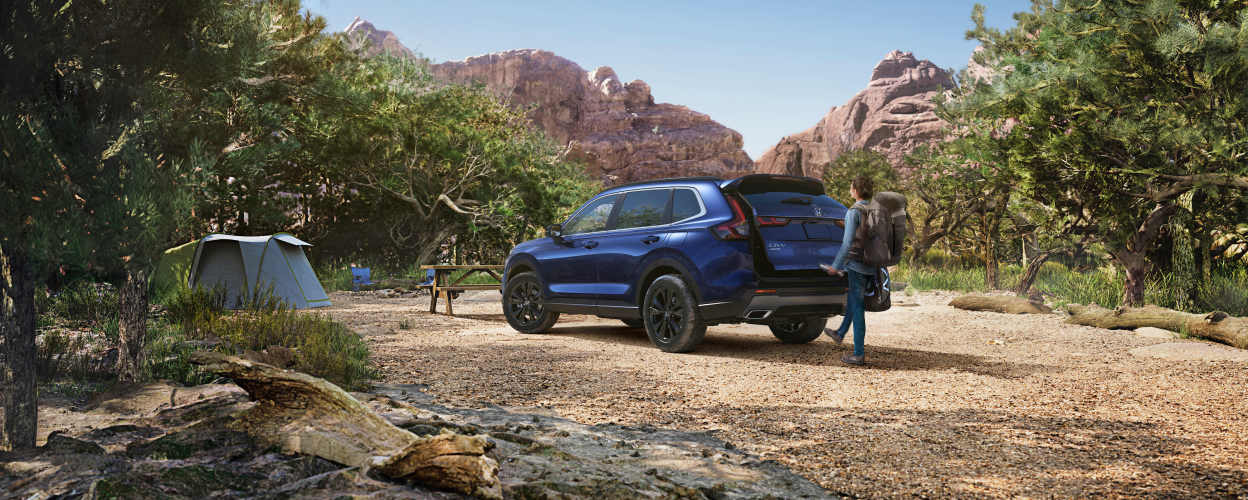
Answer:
[
  {"left": 344, "top": 21, "right": 753, "bottom": 186},
  {"left": 753, "top": 50, "right": 954, "bottom": 178},
  {"left": 344, "top": 17, "right": 415, "bottom": 59}
]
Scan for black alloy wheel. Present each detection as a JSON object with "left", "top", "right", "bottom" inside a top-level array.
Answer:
[
  {"left": 503, "top": 272, "right": 559, "bottom": 334},
  {"left": 768, "top": 319, "right": 827, "bottom": 343},
  {"left": 648, "top": 286, "right": 685, "bottom": 342},
  {"left": 643, "top": 275, "right": 707, "bottom": 352}
]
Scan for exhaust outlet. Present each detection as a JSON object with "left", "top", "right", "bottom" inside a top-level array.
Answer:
[{"left": 745, "top": 310, "right": 773, "bottom": 319}]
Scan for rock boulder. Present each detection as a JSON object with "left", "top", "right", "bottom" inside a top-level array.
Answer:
[{"left": 754, "top": 50, "right": 954, "bottom": 179}]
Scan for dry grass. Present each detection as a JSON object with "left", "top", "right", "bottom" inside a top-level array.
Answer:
[{"left": 322, "top": 289, "right": 1248, "bottom": 499}]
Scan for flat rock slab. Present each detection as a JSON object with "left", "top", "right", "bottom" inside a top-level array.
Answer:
[
  {"left": 1134, "top": 327, "right": 1176, "bottom": 339},
  {"left": 1130, "top": 342, "right": 1248, "bottom": 362}
]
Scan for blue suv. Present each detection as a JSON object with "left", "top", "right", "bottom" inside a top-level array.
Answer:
[{"left": 502, "top": 174, "right": 851, "bottom": 352}]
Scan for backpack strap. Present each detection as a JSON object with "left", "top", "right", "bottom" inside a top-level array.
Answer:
[{"left": 847, "top": 204, "right": 869, "bottom": 259}]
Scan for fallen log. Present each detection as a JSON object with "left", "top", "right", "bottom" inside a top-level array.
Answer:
[
  {"left": 949, "top": 295, "right": 1052, "bottom": 314},
  {"left": 1064, "top": 304, "right": 1248, "bottom": 349},
  {"left": 188, "top": 351, "right": 501, "bottom": 499}
]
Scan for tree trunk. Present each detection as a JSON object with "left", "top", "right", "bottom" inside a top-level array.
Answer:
[
  {"left": 1065, "top": 303, "right": 1248, "bottom": 349},
  {"left": 1021, "top": 232, "right": 1039, "bottom": 268},
  {"left": 1, "top": 242, "right": 37, "bottom": 451},
  {"left": 985, "top": 190, "right": 1010, "bottom": 290},
  {"left": 1171, "top": 192, "right": 1197, "bottom": 311},
  {"left": 1108, "top": 202, "right": 1180, "bottom": 307},
  {"left": 116, "top": 267, "right": 148, "bottom": 382},
  {"left": 1014, "top": 250, "right": 1056, "bottom": 296},
  {"left": 949, "top": 294, "right": 1052, "bottom": 314}
]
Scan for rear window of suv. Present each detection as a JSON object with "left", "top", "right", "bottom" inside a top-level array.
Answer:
[{"left": 741, "top": 191, "right": 843, "bottom": 208}]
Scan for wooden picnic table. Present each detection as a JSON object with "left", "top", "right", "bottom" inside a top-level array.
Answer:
[{"left": 419, "top": 264, "right": 504, "bottom": 316}]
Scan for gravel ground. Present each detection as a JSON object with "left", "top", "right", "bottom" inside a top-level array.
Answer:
[{"left": 322, "top": 289, "right": 1248, "bottom": 500}]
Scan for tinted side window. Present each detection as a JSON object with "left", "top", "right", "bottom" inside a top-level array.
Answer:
[
  {"left": 670, "top": 189, "right": 702, "bottom": 222},
  {"left": 615, "top": 189, "right": 670, "bottom": 230},
  {"left": 563, "top": 195, "right": 617, "bottom": 235}
]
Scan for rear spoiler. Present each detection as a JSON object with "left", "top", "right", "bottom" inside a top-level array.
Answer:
[{"left": 720, "top": 174, "right": 825, "bottom": 195}]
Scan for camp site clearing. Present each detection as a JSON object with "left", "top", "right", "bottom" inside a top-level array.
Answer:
[{"left": 322, "top": 288, "right": 1248, "bottom": 499}]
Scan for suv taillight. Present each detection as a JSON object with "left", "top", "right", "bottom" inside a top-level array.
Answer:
[
  {"left": 712, "top": 196, "right": 751, "bottom": 240},
  {"left": 755, "top": 216, "right": 789, "bottom": 227}
]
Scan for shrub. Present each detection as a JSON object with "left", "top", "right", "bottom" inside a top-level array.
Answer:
[
  {"left": 42, "top": 281, "right": 119, "bottom": 330},
  {"left": 914, "top": 248, "right": 951, "bottom": 268},
  {"left": 164, "top": 279, "right": 228, "bottom": 335},
  {"left": 168, "top": 281, "right": 379, "bottom": 390},
  {"left": 314, "top": 264, "right": 355, "bottom": 292},
  {"left": 1200, "top": 265, "right": 1248, "bottom": 317}
]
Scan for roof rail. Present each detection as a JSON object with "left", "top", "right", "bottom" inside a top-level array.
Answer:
[{"left": 609, "top": 176, "right": 726, "bottom": 190}]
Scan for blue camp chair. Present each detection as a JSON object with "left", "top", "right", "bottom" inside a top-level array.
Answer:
[
  {"left": 351, "top": 267, "right": 375, "bottom": 292},
  {"left": 414, "top": 269, "right": 437, "bottom": 287}
]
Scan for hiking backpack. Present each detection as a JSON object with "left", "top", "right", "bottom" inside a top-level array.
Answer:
[{"left": 847, "top": 191, "right": 908, "bottom": 268}]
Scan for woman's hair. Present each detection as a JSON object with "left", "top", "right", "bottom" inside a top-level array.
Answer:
[{"left": 851, "top": 176, "right": 874, "bottom": 200}]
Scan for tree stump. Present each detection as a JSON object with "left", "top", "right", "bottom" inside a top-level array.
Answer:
[
  {"left": 1064, "top": 304, "right": 1248, "bottom": 349},
  {"left": 949, "top": 295, "right": 1052, "bottom": 314},
  {"left": 189, "top": 351, "right": 502, "bottom": 499}
]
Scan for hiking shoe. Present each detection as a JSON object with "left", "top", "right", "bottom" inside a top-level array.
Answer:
[
  {"left": 841, "top": 354, "right": 865, "bottom": 365},
  {"left": 824, "top": 328, "right": 845, "bottom": 344}
]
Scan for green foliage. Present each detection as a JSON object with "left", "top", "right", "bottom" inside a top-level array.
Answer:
[
  {"left": 898, "top": 257, "right": 1247, "bottom": 316},
  {"left": 823, "top": 149, "right": 901, "bottom": 205},
  {"left": 1200, "top": 265, "right": 1248, "bottom": 317},
  {"left": 164, "top": 280, "right": 229, "bottom": 335},
  {"left": 947, "top": 0, "right": 1248, "bottom": 303},
  {"left": 166, "top": 283, "right": 378, "bottom": 390},
  {"left": 40, "top": 282, "right": 121, "bottom": 331}
]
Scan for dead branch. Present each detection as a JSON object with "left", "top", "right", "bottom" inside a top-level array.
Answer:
[
  {"left": 949, "top": 295, "right": 1052, "bottom": 314},
  {"left": 1065, "top": 304, "right": 1248, "bottom": 349}
]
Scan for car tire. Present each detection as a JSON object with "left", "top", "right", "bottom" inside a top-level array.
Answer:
[
  {"left": 643, "top": 274, "right": 707, "bottom": 353},
  {"left": 621, "top": 318, "right": 644, "bottom": 329},
  {"left": 503, "top": 272, "right": 559, "bottom": 334},
  {"left": 769, "top": 319, "right": 828, "bottom": 344}
]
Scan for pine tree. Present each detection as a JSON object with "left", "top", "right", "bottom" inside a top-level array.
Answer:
[{"left": 950, "top": 0, "right": 1248, "bottom": 305}]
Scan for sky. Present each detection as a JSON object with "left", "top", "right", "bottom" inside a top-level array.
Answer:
[{"left": 306, "top": 0, "right": 1035, "bottom": 159}]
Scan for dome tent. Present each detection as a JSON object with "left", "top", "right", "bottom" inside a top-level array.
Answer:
[{"left": 151, "top": 234, "right": 331, "bottom": 309}]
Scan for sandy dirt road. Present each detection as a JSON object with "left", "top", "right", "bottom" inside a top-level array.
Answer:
[{"left": 324, "top": 289, "right": 1248, "bottom": 499}]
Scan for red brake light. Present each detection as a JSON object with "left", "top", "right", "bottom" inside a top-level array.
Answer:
[
  {"left": 712, "top": 196, "right": 751, "bottom": 240},
  {"left": 755, "top": 216, "right": 789, "bottom": 227}
]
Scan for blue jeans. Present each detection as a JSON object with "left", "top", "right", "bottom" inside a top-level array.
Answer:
[{"left": 837, "top": 269, "right": 868, "bottom": 357}]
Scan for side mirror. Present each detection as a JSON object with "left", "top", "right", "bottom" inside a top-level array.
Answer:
[{"left": 546, "top": 224, "right": 564, "bottom": 244}]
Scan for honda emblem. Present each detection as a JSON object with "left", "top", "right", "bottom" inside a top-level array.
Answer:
[{"left": 813, "top": 207, "right": 823, "bottom": 217}]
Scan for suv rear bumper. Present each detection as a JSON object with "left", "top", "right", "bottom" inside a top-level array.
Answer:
[{"left": 699, "top": 283, "right": 848, "bottom": 325}]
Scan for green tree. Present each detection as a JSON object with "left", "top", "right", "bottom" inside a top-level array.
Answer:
[
  {"left": 950, "top": 0, "right": 1248, "bottom": 305},
  {"left": 822, "top": 148, "right": 900, "bottom": 205},
  {"left": 336, "top": 54, "right": 598, "bottom": 265}
]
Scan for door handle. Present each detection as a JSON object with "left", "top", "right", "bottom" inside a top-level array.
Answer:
[
  {"left": 641, "top": 235, "right": 661, "bottom": 244},
  {"left": 583, "top": 241, "right": 599, "bottom": 249}
]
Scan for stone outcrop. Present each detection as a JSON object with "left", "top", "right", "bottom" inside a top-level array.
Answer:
[
  {"left": 754, "top": 50, "right": 954, "bottom": 179},
  {"left": 188, "top": 350, "right": 503, "bottom": 499},
  {"left": 1, "top": 376, "right": 840, "bottom": 500},
  {"left": 344, "top": 17, "right": 416, "bottom": 59},
  {"left": 430, "top": 49, "right": 754, "bottom": 185}
]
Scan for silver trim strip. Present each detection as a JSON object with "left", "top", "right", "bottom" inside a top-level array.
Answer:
[{"left": 561, "top": 187, "right": 708, "bottom": 237}]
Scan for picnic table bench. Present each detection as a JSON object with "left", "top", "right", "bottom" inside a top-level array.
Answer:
[{"left": 417, "top": 264, "right": 503, "bottom": 316}]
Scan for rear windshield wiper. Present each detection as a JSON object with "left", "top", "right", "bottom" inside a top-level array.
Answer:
[{"left": 780, "top": 196, "right": 813, "bottom": 205}]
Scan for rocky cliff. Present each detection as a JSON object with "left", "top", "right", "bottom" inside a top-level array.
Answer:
[
  {"left": 344, "top": 17, "right": 415, "bottom": 59},
  {"left": 754, "top": 50, "right": 954, "bottom": 178},
  {"left": 343, "top": 20, "right": 753, "bottom": 185},
  {"left": 431, "top": 50, "right": 754, "bottom": 185}
]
